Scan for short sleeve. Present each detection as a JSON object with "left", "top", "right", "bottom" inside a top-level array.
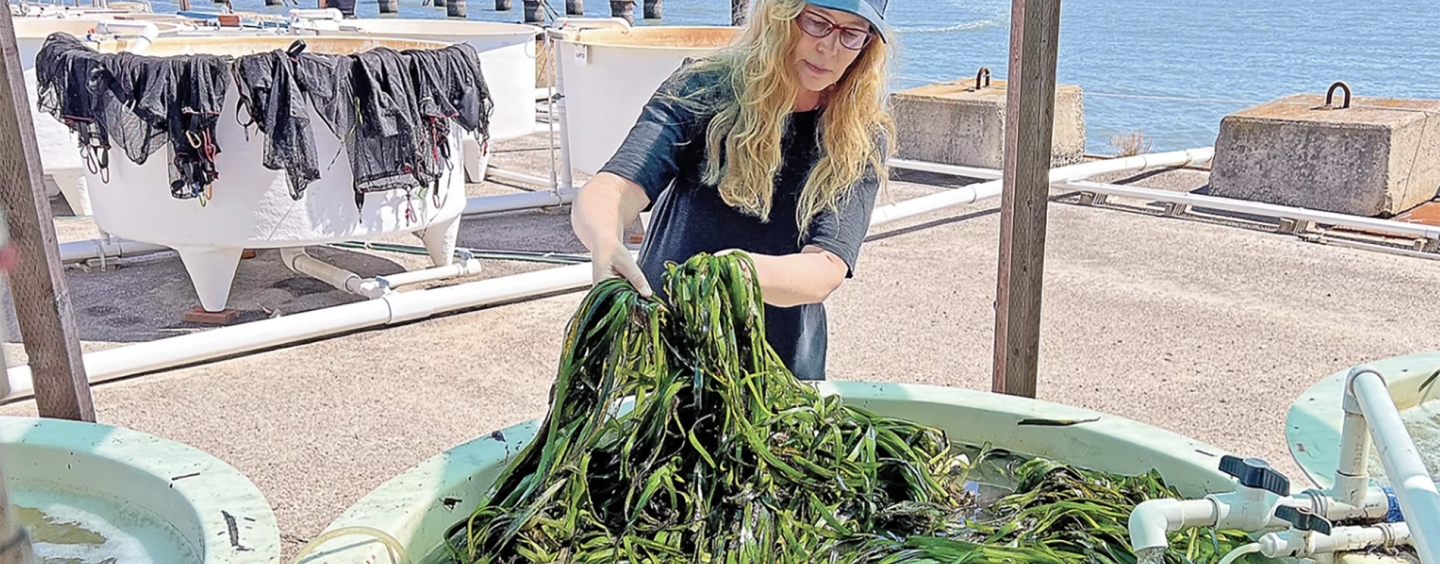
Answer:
[
  {"left": 804, "top": 162, "right": 881, "bottom": 278},
  {"left": 596, "top": 64, "right": 712, "bottom": 204}
]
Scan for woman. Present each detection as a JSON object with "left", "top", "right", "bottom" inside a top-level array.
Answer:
[{"left": 570, "top": 0, "right": 895, "bottom": 381}]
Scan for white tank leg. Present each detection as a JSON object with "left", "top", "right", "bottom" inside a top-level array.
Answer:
[
  {"left": 463, "top": 136, "right": 491, "bottom": 184},
  {"left": 175, "top": 247, "right": 244, "bottom": 312},
  {"left": 417, "top": 214, "right": 461, "bottom": 268},
  {"left": 49, "top": 169, "right": 93, "bottom": 216}
]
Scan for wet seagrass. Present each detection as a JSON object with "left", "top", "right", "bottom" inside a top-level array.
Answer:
[{"left": 440, "top": 252, "right": 1258, "bottom": 564}]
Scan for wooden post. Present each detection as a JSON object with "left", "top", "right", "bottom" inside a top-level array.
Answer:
[
  {"left": 0, "top": 207, "right": 32, "bottom": 564},
  {"left": 178, "top": 0, "right": 190, "bottom": 10},
  {"left": 377, "top": 0, "right": 397, "bottom": 12},
  {"left": 731, "top": 0, "right": 748, "bottom": 25},
  {"left": 608, "top": 0, "right": 632, "bottom": 24},
  {"left": 0, "top": 7, "right": 96, "bottom": 421},
  {"left": 522, "top": 0, "right": 543, "bottom": 22},
  {"left": 643, "top": 0, "right": 660, "bottom": 19},
  {"left": 447, "top": 0, "right": 467, "bottom": 17},
  {"left": 495, "top": 0, "right": 511, "bottom": 10},
  {"left": 565, "top": 0, "right": 581, "bottom": 15},
  {"left": 991, "top": 0, "right": 1061, "bottom": 399}
]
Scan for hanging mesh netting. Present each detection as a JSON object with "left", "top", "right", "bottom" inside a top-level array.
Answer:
[
  {"left": 34, "top": 32, "right": 494, "bottom": 213},
  {"left": 35, "top": 32, "right": 231, "bottom": 200}
]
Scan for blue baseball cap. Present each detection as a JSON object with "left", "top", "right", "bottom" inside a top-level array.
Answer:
[{"left": 804, "top": 0, "right": 890, "bottom": 43}]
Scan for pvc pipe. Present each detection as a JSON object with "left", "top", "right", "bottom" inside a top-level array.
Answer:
[
  {"left": 1126, "top": 498, "right": 1220, "bottom": 552},
  {"left": 1348, "top": 367, "right": 1440, "bottom": 564},
  {"left": 1259, "top": 522, "right": 1412, "bottom": 559},
  {"left": 97, "top": 20, "right": 159, "bottom": 52},
  {"left": 288, "top": 7, "right": 343, "bottom": 20},
  {"left": 377, "top": 256, "right": 483, "bottom": 289},
  {"left": 463, "top": 189, "right": 574, "bottom": 215},
  {"left": 485, "top": 167, "right": 551, "bottom": 188},
  {"left": 279, "top": 248, "right": 388, "bottom": 299},
  {"left": 1333, "top": 386, "right": 1375, "bottom": 508},
  {"left": 887, "top": 158, "right": 1003, "bottom": 181},
  {"left": 869, "top": 148, "right": 1214, "bottom": 229},
  {"left": 1060, "top": 180, "right": 1440, "bottom": 243},
  {"left": 2, "top": 262, "right": 596, "bottom": 403},
  {"left": 543, "top": 30, "right": 576, "bottom": 199},
  {"left": 552, "top": 17, "right": 631, "bottom": 30},
  {"left": 1293, "top": 485, "right": 1394, "bottom": 523},
  {"left": 58, "top": 237, "right": 170, "bottom": 264}
]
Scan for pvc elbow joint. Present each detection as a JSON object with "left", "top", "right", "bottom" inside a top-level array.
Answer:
[{"left": 1128, "top": 498, "right": 1218, "bottom": 552}]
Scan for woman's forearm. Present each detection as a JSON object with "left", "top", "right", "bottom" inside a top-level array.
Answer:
[
  {"left": 742, "top": 247, "right": 849, "bottom": 307},
  {"left": 572, "top": 172, "right": 650, "bottom": 253}
]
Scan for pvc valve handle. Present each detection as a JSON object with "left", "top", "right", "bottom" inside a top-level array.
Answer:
[
  {"left": 1274, "top": 505, "right": 1333, "bottom": 535},
  {"left": 1219, "top": 455, "right": 1291, "bottom": 496}
]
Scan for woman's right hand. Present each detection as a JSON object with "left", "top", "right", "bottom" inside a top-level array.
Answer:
[
  {"left": 591, "top": 239, "right": 653, "bottom": 298},
  {"left": 571, "top": 172, "right": 656, "bottom": 298}
]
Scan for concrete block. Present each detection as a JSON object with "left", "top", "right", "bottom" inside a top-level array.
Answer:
[
  {"left": 888, "top": 73, "right": 1086, "bottom": 169},
  {"left": 1210, "top": 87, "right": 1440, "bottom": 217}
]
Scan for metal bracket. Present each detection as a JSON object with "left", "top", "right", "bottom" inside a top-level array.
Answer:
[
  {"left": 1278, "top": 218, "right": 1315, "bottom": 235},
  {"left": 1163, "top": 202, "right": 1190, "bottom": 218},
  {"left": 1077, "top": 192, "right": 1108, "bottom": 206}
]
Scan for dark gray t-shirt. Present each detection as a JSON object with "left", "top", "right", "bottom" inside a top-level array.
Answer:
[{"left": 597, "top": 66, "right": 880, "bottom": 381}]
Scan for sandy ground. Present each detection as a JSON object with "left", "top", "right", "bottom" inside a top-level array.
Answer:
[{"left": 3, "top": 131, "right": 1439, "bottom": 559}]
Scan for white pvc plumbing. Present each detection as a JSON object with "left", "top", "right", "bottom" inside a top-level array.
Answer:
[
  {"left": 1128, "top": 365, "right": 1440, "bottom": 563},
  {"left": 888, "top": 153, "right": 1440, "bottom": 249},
  {"left": 1257, "top": 522, "right": 1413, "bottom": 560},
  {"left": 279, "top": 247, "right": 484, "bottom": 299},
  {"left": 869, "top": 148, "right": 1215, "bottom": 228},
  {"left": 3, "top": 261, "right": 595, "bottom": 403},
  {"left": 279, "top": 248, "right": 388, "bottom": 299},
  {"left": 463, "top": 190, "right": 575, "bottom": 216},
  {"left": 1346, "top": 366, "right": 1440, "bottom": 564},
  {"left": 485, "top": 166, "right": 553, "bottom": 189},
  {"left": 4, "top": 148, "right": 1205, "bottom": 403}
]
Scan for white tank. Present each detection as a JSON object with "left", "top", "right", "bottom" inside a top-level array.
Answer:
[
  {"left": 552, "top": 26, "right": 739, "bottom": 176},
  {"left": 63, "top": 36, "right": 471, "bottom": 312},
  {"left": 289, "top": 19, "right": 541, "bottom": 183}
]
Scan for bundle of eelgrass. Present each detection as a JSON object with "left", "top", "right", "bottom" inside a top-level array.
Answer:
[{"left": 441, "top": 252, "right": 1258, "bottom": 564}]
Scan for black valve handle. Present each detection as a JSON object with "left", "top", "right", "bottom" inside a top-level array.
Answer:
[
  {"left": 1219, "top": 455, "right": 1291, "bottom": 497},
  {"left": 1275, "top": 505, "right": 1333, "bottom": 535}
]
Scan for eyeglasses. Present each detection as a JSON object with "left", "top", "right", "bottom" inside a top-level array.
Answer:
[{"left": 796, "top": 9, "right": 874, "bottom": 51}]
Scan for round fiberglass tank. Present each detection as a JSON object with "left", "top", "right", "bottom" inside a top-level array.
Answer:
[
  {"left": 0, "top": 415, "right": 280, "bottom": 563},
  {"left": 289, "top": 19, "right": 541, "bottom": 144},
  {"left": 553, "top": 26, "right": 739, "bottom": 176},
  {"left": 1286, "top": 352, "right": 1440, "bottom": 490},
  {"left": 64, "top": 36, "right": 470, "bottom": 312},
  {"left": 297, "top": 382, "right": 1259, "bottom": 563},
  {"left": 15, "top": 19, "right": 186, "bottom": 216}
]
